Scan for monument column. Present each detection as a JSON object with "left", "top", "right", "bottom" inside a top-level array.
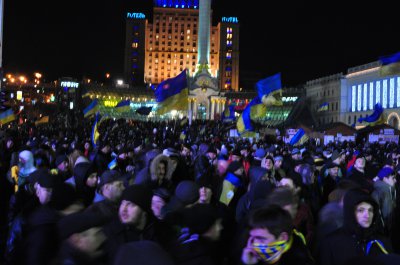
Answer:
[{"left": 197, "top": 0, "right": 211, "bottom": 74}]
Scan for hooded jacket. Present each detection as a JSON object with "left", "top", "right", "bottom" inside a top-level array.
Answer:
[{"left": 318, "top": 188, "right": 392, "bottom": 265}]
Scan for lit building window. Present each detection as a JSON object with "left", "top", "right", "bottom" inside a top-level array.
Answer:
[
  {"left": 186, "top": 29, "right": 190, "bottom": 34},
  {"left": 226, "top": 52, "right": 231, "bottom": 59},
  {"left": 376, "top": 80, "right": 381, "bottom": 104},
  {"left": 397, "top": 77, "right": 400, "bottom": 107},
  {"left": 369, "top": 82, "right": 374, "bottom": 110},
  {"left": 357, "top": 84, "right": 362, "bottom": 111},
  {"left": 352, "top": 85, "right": 356, "bottom": 112},
  {"left": 383, "top": 79, "right": 387, "bottom": 108},
  {"left": 390, "top": 78, "right": 395, "bottom": 108},
  {"left": 363, "top": 83, "right": 367, "bottom": 111}
]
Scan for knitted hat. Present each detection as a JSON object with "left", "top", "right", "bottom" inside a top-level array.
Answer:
[
  {"left": 226, "top": 161, "right": 243, "bottom": 174},
  {"left": 291, "top": 148, "right": 300, "bottom": 155},
  {"left": 174, "top": 180, "right": 199, "bottom": 205},
  {"left": 254, "top": 148, "right": 266, "bottom": 159},
  {"left": 274, "top": 156, "right": 284, "bottom": 162},
  {"left": 121, "top": 185, "right": 153, "bottom": 214},
  {"left": 180, "top": 204, "right": 220, "bottom": 234},
  {"left": 153, "top": 187, "right": 171, "bottom": 203},
  {"left": 32, "top": 168, "right": 58, "bottom": 188},
  {"left": 55, "top": 154, "right": 68, "bottom": 167},
  {"left": 195, "top": 174, "right": 213, "bottom": 189},
  {"left": 377, "top": 167, "right": 394, "bottom": 180},
  {"left": 97, "top": 170, "right": 122, "bottom": 189}
]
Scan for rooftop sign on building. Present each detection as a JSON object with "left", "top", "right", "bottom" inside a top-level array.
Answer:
[
  {"left": 127, "top": 13, "right": 145, "bottom": 19},
  {"left": 222, "top": 17, "right": 238, "bottom": 23}
]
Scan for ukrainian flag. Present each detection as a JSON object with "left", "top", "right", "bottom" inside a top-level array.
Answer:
[
  {"left": 108, "top": 158, "right": 118, "bottom": 170},
  {"left": 179, "top": 130, "right": 187, "bottom": 141},
  {"left": 289, "top": 128, "right": 309, "bottom": 146},
  {"left": 379, "top": 51, "right": 400, "bottom": 77},
  {"left": 0, "top": 109, "right": 16, "bottom": 125},
  {"left": 83, "top": 100, "right": 99, "bottom": 118},
  {"left": 219, "top": 172, "right": 242, "bottom": 206},
  {"left": 317, "top": 102, "right": 329, "bottom": 112},
  {"left": 256, "top": 73, "right": 283, "bottom": 106},
  {"left": 35, "top": 116, "right": 49, "bottom": 126},
  {"left": 154, "top": 70, "right": 188, "bottom": 115},
  {"left": 91, "top": 113, "right": 100, "bottom": 148},
  {"left": 222, "top": 105, "right": 235, "bottom": 122},
  {"left": 236, "top": 97, "right": 264, "bottom": 135},
  {"left": 357, "top": 103, "right": 385, "bottom": 126},
  {"left": 115, "top": 100, "right": 131, "bottom": 112}
]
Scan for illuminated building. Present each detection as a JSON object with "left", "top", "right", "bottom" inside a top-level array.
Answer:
[{"left": 124, "top": 0, "right": 239, "bottom": 92}]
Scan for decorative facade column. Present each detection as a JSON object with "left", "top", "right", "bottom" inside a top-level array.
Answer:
[{"left": 210, "top": 97, "right": 215, "bottom": 120}]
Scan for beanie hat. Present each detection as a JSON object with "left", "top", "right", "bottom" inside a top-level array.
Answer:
[
  {"left": 55, "top": 154, "right": 68, "bottom": 167},
  {"left": 264, "top": 155, "right": 275, "bottom": 164},
  {"left": 58, "top": 211, "right": 108, "bottom": 240},
  {"left": 274, "top": 156, "right": 284, "bottom": 162},
  {"left": 175, "top": 180, "right": 199, "bottom": 205},
  {"left": 254, "top": 148, "right": 266, "bottom": 160},
  {"left": 49, "top": 183, "right": 77, "bottom": 210},
  {"left": 227, "top": 161, "right": 243, "bottom": 174},
  {"left": 377, "top": 167, "right": 394, "bottom": 180},
  {"left": 196, "top": 174, "right": 213, "bottom": 189},
  {"left": 121, "top": 185, "right": 153, "bottom": 214},
  {"left": 180, "top": 204, "right": 220, "bottom": 234},
  {"left": 153, "top": 187, "right": 171, "bottom": 203},
  {"left": 98, "top": 170, "right": 122, "bottom": 189},
  {"left": 32, "top": 168, "right": 58, "bottom": 188},
  {"left": 73, "top": 162, "right": 96, "bottom": 182}
]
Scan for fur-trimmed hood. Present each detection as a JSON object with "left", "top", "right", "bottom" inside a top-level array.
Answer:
[{"left": 149, "top": 153, "right": 177, "bottom": 182}]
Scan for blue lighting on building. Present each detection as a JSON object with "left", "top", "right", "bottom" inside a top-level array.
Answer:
[
  {"left": 127, "top": 13, "right": 146, "bottom": 19},
  {"left": 222, "top": 17, "right": 239, "bottom": 23},
  {"left": 154, "top": 0, "right": 199, "bottom": 9}
]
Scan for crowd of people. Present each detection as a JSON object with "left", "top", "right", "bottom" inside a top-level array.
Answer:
[{"left": 1, "top": 115, "right": 400, "bottom": 265}]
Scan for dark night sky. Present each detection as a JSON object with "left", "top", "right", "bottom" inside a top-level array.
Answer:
[{"left": 3, "top": 0, "right": 399, "bottom": 88}]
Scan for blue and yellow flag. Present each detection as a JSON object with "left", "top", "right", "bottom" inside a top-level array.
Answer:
[
  {"left": 256, "top": 73, "right": 282, "bottom": 101},
  {"left": 108, "top": 158, "right": 118, "bottom": 170},
  {"left": 154, "top": 70, "right": 188, "bottom": 115},
  {"left": 358, "top": 103, "right": 385, "bottom": 126},
  {"left": 83, "top": 100, "right": 99, "bottom": 118},
  {"left": 91, "top": 113, "right": 100, "bottom": 148},
  {"left": 290, "top": 128, "right": 309, "bottom": 146},
  {"left": 380, "top": 51, "right": 400, "bottom": 77},
  {"left": 0, "top": 109, "right": 16, "bottom": 125},
  {"left": 115, "top": 100, "right": 131, "bottom": 112},
  {"left": 222, "top": 105, "right": 236, "bottom": 122},
  {"left": 317, "top": 102, "right": 328, "bottom": 112},
  {"left": 236, "top": 97, "right": 264, "bottom": 135}
]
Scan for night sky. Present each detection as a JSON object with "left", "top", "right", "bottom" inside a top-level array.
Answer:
[{"left": 3, "top": 0, "right": 399, "bottom": 88}]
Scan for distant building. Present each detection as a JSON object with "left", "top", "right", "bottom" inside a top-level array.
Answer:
[{"left": 124, "top": 0, "right": 239, "bottom": 92}]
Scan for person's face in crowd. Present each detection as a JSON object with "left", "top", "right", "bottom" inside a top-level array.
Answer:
[
  {"left": 354, "top": 157, "right": 366, "bottom": 171},
  {"left": 241, "top": 149, "right": 249, "bottom": 157},
  {"left": 105, "top": 180, "right": 125, "bottom": 201},
  {"left": 283, "top": 203, "right": 298, "bottom": 220},
  {"left": 247, "top": 227, "right": 281, "bottom": 245},
  {"left": 207, "top": 152, "right": 217, "bottom": 161},
  {"left": 383, "top": 174, "right": 397, "bottom": 187},
  {"left": 6, "top": 139, "right": 13, "bottom": 149},
  {"left": 58, "top": 160, "right": 69, "bottom": 172},
  {"left": 262, "top": 158, "right": 274, "bottom": 170},
  {"left": 156, "top": 162, "right": 166, "bottom": 181},
  {"left": 118, "top": 152, "right": 127, "bottom": 160},
  {"left": 70, "top": 227, "right": 106, "bottom": 258},
  {"left": 217, "top": 160, "right": 229, "bottom": 176},
  {"left": 119, "top": 200, "right": 145, "bottom": 225},
  {"left": 355, "top": 202, "right": 374, "bottom": 228},
  {"left": 36, "top": 183, "right": 52, "bottom": 205},
  {"left": 328, "top": 166, "right": 339, "bottom": 177},
  {"left": 231, "top": 154, "right": 241, "bottom": 162},
  {"left": 294, "top": 164, "right": 302, "bottom": 173},
  {"left": 181, "top": 146, "right": 191, "bottom": 157},
  {"left": 199, "top": 186, "right": 213, "bottom": 204},
  {"left": 274, "top": 160, "right": 282, "bottom": 169},
  {"left": 234, "top": 166, "right": 244, "bottom": 177},
  {"left": 365, "top": 154, "right": 372, "bottom": 162},
  {"left": 292, "top": 153, "right": 301, "bottom": 160},
  {"left": 203, "top": 218, "right": 223, "bottom": 241},
  {"left": 86, "top": 172, "right": 98, "bottom": 188},
  {"left": 102, "top": 145, "right": 111, "bottom": 154},
  {"left": 84, "top": 142, "right": 90, "bottom": 150},
  {"left": 151, "top": 195, "right": 166, "bottom": 219}
]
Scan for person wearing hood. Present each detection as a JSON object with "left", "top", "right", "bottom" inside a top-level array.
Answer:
[
  {"left": 66, "top": 162, "right": 98, "bottom": 207},
  {"left": 318, "top": 188, "right": 392, "bottom": 265},
  {"left": 371, "top": 167, "right": 397, "bottom": 234}
]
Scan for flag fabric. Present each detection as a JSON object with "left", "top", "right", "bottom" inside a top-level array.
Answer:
[
  {"left": 136, "top": 106, "right": 152, "bottom": 115},
  {"left": 379, "top": 51, "right": 400, "bottom": 77},
  {"left": 179, "top": 130, "right": 187, "bottom": 141},
  {"left": 91, "top": 113, "right": 100, "bottom": 148},
  {"left": 317, "top": 102, "right": 329, "bottom": 112},
  {"left": 154, "top": 70, "right": 188, "bottom": 115},
  {"left": 83, "top": 100, "right": 99, "bottom": 118},
  {"left": 222, "top": 105, "right": 236, "bottom": 122},
  {"left": 256, "top": 72, "right": 282, "bottom": 101},
  {"left": 34, "top": 116, "right": 49, "bottom": 126},
  {"left": 108, "top": 158, "right": 118, "bottom": 170},
  {"left": 236, "top": 97, "right": 266, "bottom": 135},
  {"left": 357, "top": 103, "right": 385, "bottom": 126},
  {"left": 219, "top": 172, "right": 242, "bottom": 206},
  {"left": 289, "top": 128, "right": 309, "bottom": 146},
  {"left": 0, "top": 109, "right": 16, "bottom": 125},
  {"left": 115, "top": 100, "right": 131, "bottom": 112}
]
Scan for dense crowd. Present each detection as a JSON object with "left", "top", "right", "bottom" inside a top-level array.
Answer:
[{"left": 1, "top": 116, "right": 400, "bottom": 265}]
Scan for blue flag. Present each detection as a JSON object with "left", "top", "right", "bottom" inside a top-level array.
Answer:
[
  {"left": 357, "top": 103, "right": 385, "bottom": 126},
  {"left": 256, "top": 73, "right": 282, "bottom": 103},
  {"left": 317, "top": 102, "right": 328, "bottom": 112},
  {"left": 290, "top": 128, "right": 309, "bottom": 146},
  {"left": 379, "top": 51, "right": 400, "bottom": 77},
  {"left": 0, "top": 109, "right": 16, "bottom": 125},
  {"left": 115, "top": 100, "right": 131, "bottom": 112},
  {"left": 222, "top": 105, "right": 236, "bottom": 122},
  {"left": 83, "top": 100, "right": 99, "bottom": 118},
  {"left": 91, "top": 113, "right": 100, "bottom": 148},
  {"left": 154, "top": 70, "right": 188, "bottom": 115}
]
